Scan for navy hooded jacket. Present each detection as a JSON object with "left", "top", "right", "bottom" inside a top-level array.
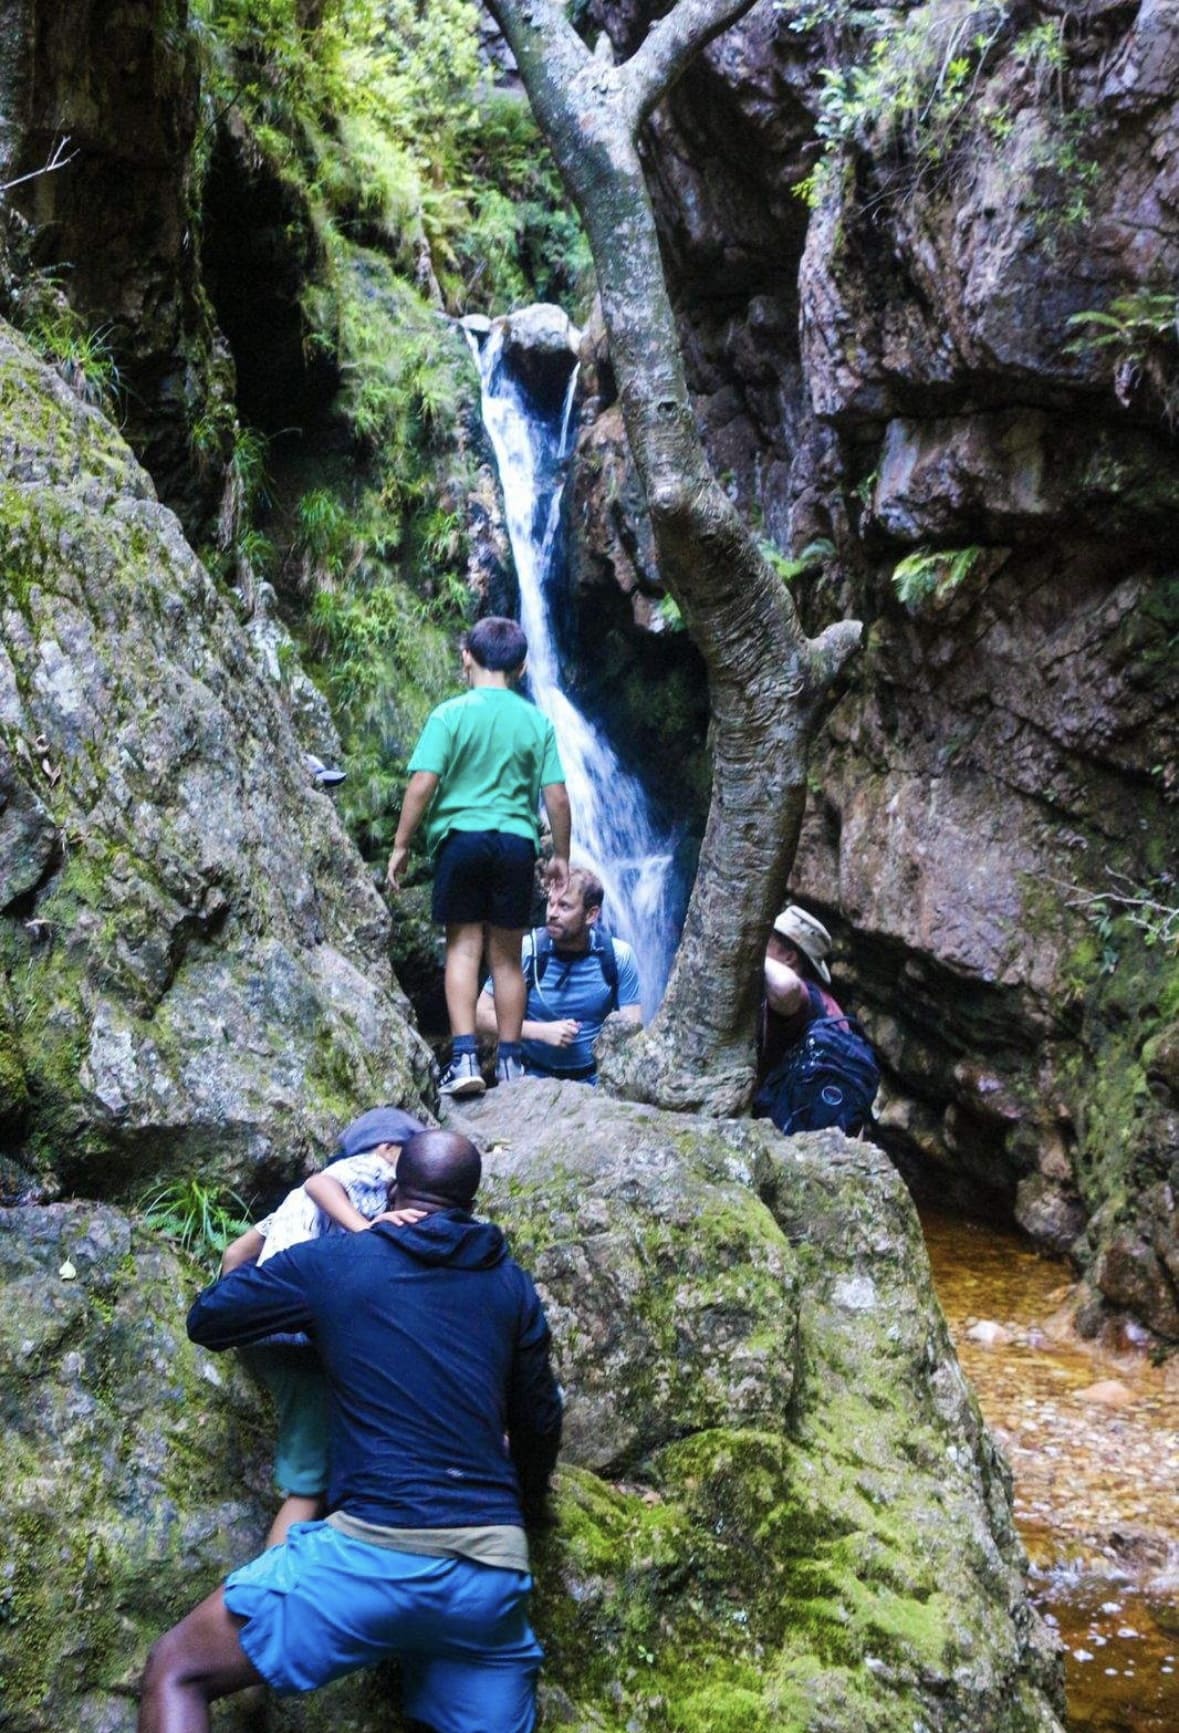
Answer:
[{"left": 188, "top": 1209, "right": 562, "bottom": 1530}]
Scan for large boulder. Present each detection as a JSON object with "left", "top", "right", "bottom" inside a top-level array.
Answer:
[
  {"left": 460, "top": 1085, "right": 1066, "bottom": 1733},
  {"left": 0, "top": 323, "right": 433, "bottom": 1203},
  {"left": 0, "top": 1094, "right": 1066, "bottom": 1732}
]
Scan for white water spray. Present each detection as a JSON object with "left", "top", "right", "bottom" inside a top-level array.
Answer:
[{"left": 464, "top": 316, "right": 682, "bottom": 1016}]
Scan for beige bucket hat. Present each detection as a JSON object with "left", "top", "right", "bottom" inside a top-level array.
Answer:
[{"left": 771, "top": 904, "right": 833, "bottom": 984}]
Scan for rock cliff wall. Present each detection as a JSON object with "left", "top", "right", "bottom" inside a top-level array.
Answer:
[
  {"left": 0, "top": 0, "right": 233, "bottom": 535},
  {"left": 0, "top": 324, "right": 433, "bottom": 1203},
  {"left": 582, "top": 0, "right": 1179, "bottom": 1336}
]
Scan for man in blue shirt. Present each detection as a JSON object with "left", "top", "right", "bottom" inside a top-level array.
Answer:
[
  {"left": 477, "top": 868, "right": 641, "bottom": 1083},
  {"left": 137, "top": 1131, "right": 562, "bottom": 1733}
]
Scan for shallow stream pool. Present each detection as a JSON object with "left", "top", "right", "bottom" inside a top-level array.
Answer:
[{"left": 921, "top": 1208, "right": 1178, "bottom": 1733}]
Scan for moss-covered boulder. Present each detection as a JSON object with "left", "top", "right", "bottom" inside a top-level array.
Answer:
[
  {"left": 0, "top": 323, "right": 433, "bottom": 1201},
  {"left": 457, "top": 1085, "right": 1066, "bottom": 1733},
  {"left": 2, "top": 1091, "right": 1064, "bottom": 1732},
  {"left": 0, "top": 1201, "right": 272, "bottom": 1730}
]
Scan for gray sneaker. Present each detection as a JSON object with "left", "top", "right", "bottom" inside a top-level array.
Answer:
[
  {"left": 496, "top": 1052, "right": 527, "bottom": 1085},
  {"left": 439, "top": 1051, "right": 486, "bottom": 1097}
]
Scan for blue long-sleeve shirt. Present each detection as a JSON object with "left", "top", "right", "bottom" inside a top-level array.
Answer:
[{"left": 188, "top": 1209, "right": 562, "bottom": 1529}]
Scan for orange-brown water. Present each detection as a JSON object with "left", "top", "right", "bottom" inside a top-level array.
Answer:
[{"left": 920, "top": 1208, "right": 1178, "bottom": 1733}]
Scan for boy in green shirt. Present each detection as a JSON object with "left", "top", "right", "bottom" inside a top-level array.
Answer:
[{"left": 387, "top": 617, "right": 571, "bottom": 1096}]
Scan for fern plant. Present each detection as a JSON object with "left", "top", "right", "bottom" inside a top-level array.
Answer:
[
  {"left": 1066, "top": 291, "right": 1179, "bottom": 424},
  {"left": 139, "top": 1178, "right": 253, "bottom": 1269},
  {"left": 892, "top": 545, "right": 986, "bottom": 609}
]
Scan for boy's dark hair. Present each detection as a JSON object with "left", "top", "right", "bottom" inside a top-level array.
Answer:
[{"left": 466, "top": 616, "right": 528, "bottom": 673}]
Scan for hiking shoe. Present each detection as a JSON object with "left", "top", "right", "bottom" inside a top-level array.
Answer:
[
  {"left": 496, "top": 1052, "right": 527, "bottom": 1085},
  {"left": 439, "top": 1051, "right": 486, "bottom": 1097}
]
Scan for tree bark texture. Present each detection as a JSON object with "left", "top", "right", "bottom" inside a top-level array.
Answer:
[{"left": 485, "top": 0, "right": 862, "bottom": 1113}]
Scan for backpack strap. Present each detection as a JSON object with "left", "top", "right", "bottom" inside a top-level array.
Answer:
[
  {"left": 533, "top": 927, "right": 618, "bottom": 1009},
  {"left": 591, "top": 930, "right": 620, "bottom": 1011}
]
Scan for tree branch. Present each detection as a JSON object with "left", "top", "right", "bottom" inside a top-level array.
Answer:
[
  {"left": 621, "top": 0, "right": 765, "bottom": 131},
  {"left": 0, "top": 136, "right": 77, "bottom": 196}
]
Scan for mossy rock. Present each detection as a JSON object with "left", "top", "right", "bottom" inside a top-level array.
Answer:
[
  {"left": 0, "top": 322, "right": 434, "bottom": 1202},
  {"left": 454, "top": 1086, "right": 1066, "bottom": 1732},
  {"left": 1, "top": 1092, "right": 1066, "bottom": 1730}
]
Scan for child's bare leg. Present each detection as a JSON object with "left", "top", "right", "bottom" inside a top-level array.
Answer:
[
  {"left": 266, "top": 1493, "right": 325, "bottom": 1549},
  {"left": 444, "top": 922, "right": 485, "bottom": 1036},
  {"left": 487, "top": 927, "right": 525, "bottom": 1044}
]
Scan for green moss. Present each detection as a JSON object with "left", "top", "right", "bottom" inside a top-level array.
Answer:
[{"left": 1055, "top": 926, "right": 1178, "bottom": 1219}]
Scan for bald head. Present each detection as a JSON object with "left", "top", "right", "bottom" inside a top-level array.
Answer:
[{"left": 394, "top": 1130, "right": 481, "bottom": 1211}]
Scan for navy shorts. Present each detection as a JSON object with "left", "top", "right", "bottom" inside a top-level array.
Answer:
[{"left": 432, "top": 830, "right": 536, "bottom": 929}]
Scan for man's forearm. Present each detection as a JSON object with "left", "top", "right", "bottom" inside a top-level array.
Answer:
[
  {"left": 764, "top": 957, "right": 807, "bottom": 1016},
  {"left": 188, "top": 1259, "right": 313, "bottom": 1350}
]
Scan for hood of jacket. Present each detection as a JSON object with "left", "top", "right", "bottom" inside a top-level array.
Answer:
[{"left": 375, "top": 1208, "right": 506, "bottom": 1269}]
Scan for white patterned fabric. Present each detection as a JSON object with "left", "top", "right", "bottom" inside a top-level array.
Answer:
[{"left": 257, "top": 1152, "right": 398, "bottom": 1265}]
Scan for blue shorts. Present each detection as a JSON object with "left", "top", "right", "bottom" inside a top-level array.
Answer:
[
  {"left": 432, "top": 830, "right": 537, "bottom": 929},
  {"left": 224, "top": 1521, "right": 541, "bottom": 1733},
  {"left": 239, "top": 1345, "right": 330, "bottom": 1497}
]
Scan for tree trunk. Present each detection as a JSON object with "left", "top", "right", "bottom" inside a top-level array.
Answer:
[{"left": 485, "top": 0, "right": 861, "bottom": 1113}]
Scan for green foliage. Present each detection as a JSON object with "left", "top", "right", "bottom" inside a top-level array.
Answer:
[
  {"left": 891, "top": 544, "right": 985, "bottom": 609},
  {"left": 13, "top": 276, "right": 122, "bottom": 414},
  {"left": 759, "top": 537, "right": 836, "bottom": 587},
  {"left": 1068, "top": 871, "right": 1178, "bottom": 969},
  {"left": 795, "top": 1, "right": 1100, "bottom": 232},
  {"left": 1066, "top": 290, "right": 1179, "bottom": 424},
  {"left": 193, "top": 0, "right": 590, "bottom": 317},
  {"left": 655, "top": 594, "right": 685, "bottom": 633},
  {"left": 304, "top": 546, "right": 465, "bottom": 854},
  {"left": 810, "top": 1, "right": 1011, "bottom": 198},
  {"left": 204, "top": 422, "right": 276, "bottom": 592},
  {"left": 138, "top": 1178, "right": 252, "bottom": 1269}
]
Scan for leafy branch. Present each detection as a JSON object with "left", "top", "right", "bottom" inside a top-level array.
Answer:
[{"left": 1060, "top": 869, "right": 1178, "bottom": 958}]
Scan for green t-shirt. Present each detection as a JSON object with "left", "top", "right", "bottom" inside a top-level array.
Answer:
[{"left": 407, "top": 687, "right": 565, "bottom": 856}]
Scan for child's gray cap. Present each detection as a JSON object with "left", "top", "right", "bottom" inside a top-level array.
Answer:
[{"left": 333, "top": 1106, "right": 427, "bottom": 1161}]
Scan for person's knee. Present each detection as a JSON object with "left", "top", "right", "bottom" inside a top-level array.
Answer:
[
  {"left": 140, "top": 1625, "right": 192, "bottom": 1698},
  {"left": 487, "top": 926, "right": 523, "bottom": 966}
]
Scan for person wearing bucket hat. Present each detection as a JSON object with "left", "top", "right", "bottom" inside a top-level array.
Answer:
[
  {"left": 757, "top": 905, "right": 879, "bottom": 1137},
  {"left": 218, "top": 1104, "right": 428, "bottom": 1546}
]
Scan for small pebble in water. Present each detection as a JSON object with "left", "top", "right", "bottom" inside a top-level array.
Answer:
[{"left": 1073, "top": 1650, "right": 1094, "bottom": 1662}]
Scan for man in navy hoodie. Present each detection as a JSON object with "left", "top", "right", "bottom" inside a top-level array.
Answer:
[{"left": 138, "top": 1131, "right": 562, "bottom": 1733}]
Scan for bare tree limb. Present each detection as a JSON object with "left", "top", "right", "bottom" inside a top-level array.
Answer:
[
  {"left": 482, "top": 0, "right": 863, "bottom": 1111},
  {"left": 620, "top": 0, "right": 765, "bottom": 131},
  {"left": 0, "top": 137, "right": 77, "bottom": 196}
]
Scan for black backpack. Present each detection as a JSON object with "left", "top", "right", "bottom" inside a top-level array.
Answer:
[
  {"left": 528, "top": 927, "right": 620, "bottom": 1012},
  {"left": 754, "top": 983, "right": 879, "bottom": 1136}
]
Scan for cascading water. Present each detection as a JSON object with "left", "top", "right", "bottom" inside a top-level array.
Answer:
[{"left": 464, "top": 314, "right": 683, "bottom": 1017}]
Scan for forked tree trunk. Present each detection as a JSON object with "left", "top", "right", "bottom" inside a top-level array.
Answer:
[{"left": 485, "top": 0, "right": 861, "bottom": 1113}]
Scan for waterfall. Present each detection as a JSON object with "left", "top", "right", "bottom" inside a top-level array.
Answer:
[{"left": 464, "top": 315, "right": 682, "bottom": 1017}]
